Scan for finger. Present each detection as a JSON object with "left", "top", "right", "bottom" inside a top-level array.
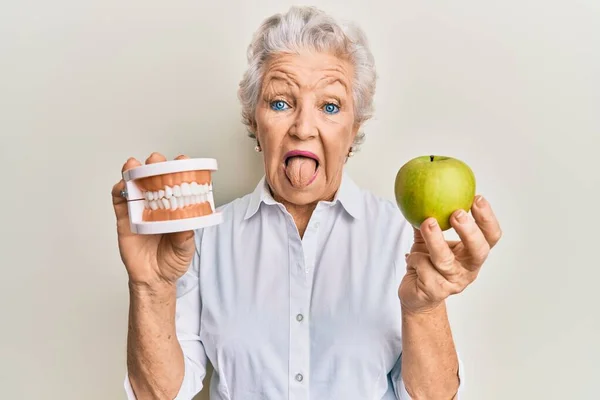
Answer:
[
  {"left": 111, "top": 179, "right": 127, "bottom": 216},
  {"left": 145, "top": 152, "right": 167, "bottom": 164},
  {"left": 413, "top": 226, "right": 424, "bottom": 244},
  {"left": 123, "top": 156, "right": 142, "bottom": 172},
  {"left": 144, "top": 152, "right": 168, "bottom": 188},
  {"left": 411, "top": 227, "right": 428, "bottom": 253},
  {"left": 112, "top": 157, "right": 142, "bottom": 235},
  {"left": 112, "top": 157, "right": 142, "bottom": 212},
  {"left": 407, "top": 252, "right": 455, "bottom": 303},
  {"left": 419, "top": 218, "right": 457, "bottom": 276},
  {"left": 111, "top": 179, "right": 135, "bottom": 236},
  {"left": 450, "top": 209, "right": 490, "bottom": 270},
  {"left": 112, "top": 177, "right": 125, "bottom": 202},
  {"left": 471, "top": 195, "right": 503, "bottom": 248}
]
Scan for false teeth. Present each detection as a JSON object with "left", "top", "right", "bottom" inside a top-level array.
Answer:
[
  {"left": 143, "top": 181, "right": 211, "bottom": 200},
  {"left": 181, "top": 182, "right": 191, "bottom": 196},
  {"left": 173, "top": 185, "right": 182, "bottom": 197},
  {"left": 141, "top": 180, "right": 215, "bottom": 211}
]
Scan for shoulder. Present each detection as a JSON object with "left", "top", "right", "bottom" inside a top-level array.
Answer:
[
  {"left": 356, "top": 188, "right": 415, "bottom": 252},
  {"left": 361, "top": 190, "right": 402, "bottom": 218},
  {"left": 216, "top": 193, "right": 253, "bottom": 221},
  {"left": 361, "top": 189, "right": 411, "bottom": 229},
  {"left": 194, "top": 191, "right": 253, "bottom": 238}
]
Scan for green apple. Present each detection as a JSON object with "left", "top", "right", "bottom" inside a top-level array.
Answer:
[{"left": 394, "top": 155, "right": 476, "bottom": 231}]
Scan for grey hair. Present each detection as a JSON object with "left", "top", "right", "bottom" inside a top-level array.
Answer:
[{"left": 238, "top": 5, "right": 377, "bottom": 150}]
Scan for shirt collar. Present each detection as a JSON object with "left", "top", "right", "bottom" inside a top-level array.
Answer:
[
  {"left": 243, "top": 172, "right": 363, "bottom": 220},
  {"left": 334, "top": 172, "right": 364, "bottom": 219},
  {"left": 243, "top": 176, "right": 276, "bottom": 220}
]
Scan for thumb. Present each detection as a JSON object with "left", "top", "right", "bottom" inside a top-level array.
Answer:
[{"left": 168, "top": 230, "right": 196, "bottom": 255}]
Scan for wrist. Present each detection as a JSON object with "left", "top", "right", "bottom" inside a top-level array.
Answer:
[
  {"left": 128, "top": 279, "right": 176, "bottom": 299},
  {"left": 401, "top": 300, "right": 447, "bottom": 319}
]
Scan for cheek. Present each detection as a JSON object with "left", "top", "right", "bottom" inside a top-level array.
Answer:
[
  {"left": 257, "top": 109, "right": 289, "bottom": 139},
  {"left": 256, "top": 115, "right": 287, "bottom": 167},
  {"left": 321, "top": 123, "right": 354, "bottom": 157}
]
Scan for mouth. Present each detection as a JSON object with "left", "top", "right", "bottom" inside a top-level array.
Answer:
[
  {"left": 283, "top": 150, "right": 320, "bottom": 169},
  {"left": 283, "top": 150, "right": 320, "bottom": 187}
]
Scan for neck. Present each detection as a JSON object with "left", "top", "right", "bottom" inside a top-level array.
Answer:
[
  {"left": 279, "top": 199, "right": 317, "bottom": 238},
  {"left": 268, "top": 174, "right": 343, "bottom": 238},
  {"left": 270, "top": 188, "right": 336, "bottom": 239}
]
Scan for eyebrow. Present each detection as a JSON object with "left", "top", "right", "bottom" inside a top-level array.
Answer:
[{"left": 263, "top": 72, "right": 299, "bottom": 88}]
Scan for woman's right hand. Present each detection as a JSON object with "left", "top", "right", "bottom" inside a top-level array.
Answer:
[{"left": 111, "top": 152, "right": 196, "bottom": 288}]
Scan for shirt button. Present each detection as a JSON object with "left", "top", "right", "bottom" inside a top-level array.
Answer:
[
  {"left": 314, "top": 222, "right": 320, "bottom": 229},
  {"left": 295, "top": 373, "right": 303, "bottom": 382},
  {"left": 296, "top": 314, "right": 304, "bottom": 322}
]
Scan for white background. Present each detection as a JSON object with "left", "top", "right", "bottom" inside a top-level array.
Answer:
[{"left": 1, "top": 1, "right": 598, "bottom": 399}]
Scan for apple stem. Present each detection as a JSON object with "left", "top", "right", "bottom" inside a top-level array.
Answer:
[{"left": 430, "top": 155, "right": 434, "bottom": 162}]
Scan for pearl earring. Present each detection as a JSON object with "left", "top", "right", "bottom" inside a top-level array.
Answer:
[
  {"left": 348, "top": 148, "right": 354, "bottom": 157},
  {"left": 255, "top": 144, "right": 261, "bottom": 152}
]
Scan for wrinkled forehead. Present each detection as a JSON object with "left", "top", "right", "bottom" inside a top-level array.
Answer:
[{"left": 262, "top": 52, "right": 354, "bottom": 95}]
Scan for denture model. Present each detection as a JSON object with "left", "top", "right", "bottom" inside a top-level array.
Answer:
[{"left": 121, "top": 158, "right": 223, "bottom": 234}]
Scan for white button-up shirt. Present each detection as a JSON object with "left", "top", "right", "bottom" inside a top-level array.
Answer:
[{"left": 124, "top": 173, "right": 463, "bottom": 399}]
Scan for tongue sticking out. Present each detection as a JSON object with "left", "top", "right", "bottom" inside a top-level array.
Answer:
[{"left": 285, "top": 156, "right": 317, "bottom": 187}]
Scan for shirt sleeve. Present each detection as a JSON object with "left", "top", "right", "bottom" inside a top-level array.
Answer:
[
  {"left": 391, "top": 351, "right": 465, "bottom": 399},
  {"left": 124, "top": 229, "right": 208, "bottom": 399}
]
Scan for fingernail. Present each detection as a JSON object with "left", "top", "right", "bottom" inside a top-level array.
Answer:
[
  {"left": 428, "top": 219, "right": 438, "bottom": 230},
  {"left": 456, "top": 209, "right": 468, "bottom": 223},
  {"left": 475, "top": 195, "right": 486, "bottom": 206}
]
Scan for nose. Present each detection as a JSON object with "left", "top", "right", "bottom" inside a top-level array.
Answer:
[{"left": 289, "top": 100, "right": 318, "bottom": 140}]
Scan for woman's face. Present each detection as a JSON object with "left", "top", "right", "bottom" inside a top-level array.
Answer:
[{"left": 253, "top": 51, "right": 359, "bottom": 206}]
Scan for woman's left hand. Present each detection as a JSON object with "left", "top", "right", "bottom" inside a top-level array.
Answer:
[{"left": 398, "top": 195, "right": 502, "bottom": 314}]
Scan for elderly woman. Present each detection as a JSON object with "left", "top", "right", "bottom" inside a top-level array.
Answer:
[{"left": 112, "top": 6, "right": 501, "bottom": 400}]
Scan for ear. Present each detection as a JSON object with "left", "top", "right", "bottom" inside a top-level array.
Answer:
[
  {"left": 248, "top": 118, "right": 258, "bottom": 138},
  {"left": 351, "top": 121, "right": 362, "bottom": 143}
]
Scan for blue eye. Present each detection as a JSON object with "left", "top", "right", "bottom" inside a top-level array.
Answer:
[
  {"left": 323, "top": 103, "right": 339, "bottom": 114},
  {"left": 270, "top": 100, "right": 289, "bottom": 111}
]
